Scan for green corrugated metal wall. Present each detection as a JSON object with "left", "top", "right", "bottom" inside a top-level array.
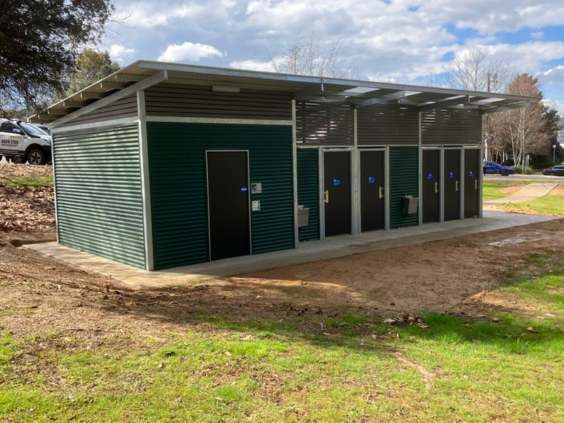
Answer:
[
  {"left": 389, "top": 146, "right": 419, "bottom": 228},
  {"left": 147, "top": 122, "right": 294, "bottom": 270},
  {"left": 53, "top": 124, "right": 146, "bottom": 269},
  {"left": 297, "top": 148, "right": 320, "bottom": 241}
]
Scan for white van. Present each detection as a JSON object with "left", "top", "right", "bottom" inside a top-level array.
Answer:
[{"left": 0, "top": 119, "right": 52, "bottom": 165}]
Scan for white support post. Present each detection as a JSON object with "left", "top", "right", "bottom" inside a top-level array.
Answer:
[
  {"left": 137, "top": 90, "right": 154, "bottom": 271},
  {"left": 418, "top": 111, "right": 423, "bottom": 225},
  {"left": 351, "top": 108, "right": 360, "bottom": 235},
  {"left": 292, "top": 99, "right": 299, "bottom": 248}
]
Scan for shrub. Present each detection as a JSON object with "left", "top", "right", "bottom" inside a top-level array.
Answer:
[{"left": 511, "top": 166, "right": 532, "bottom": 175}]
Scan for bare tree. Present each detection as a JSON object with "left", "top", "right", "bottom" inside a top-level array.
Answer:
[
  {"left": 272, "top": 33, "right": 353, "bottom": 78},
  {"left": 492, "top": 74, "right": 550, "bottom": 167},
  {"left": 443, "top": 47, "right": 513, "bottom": 93}
]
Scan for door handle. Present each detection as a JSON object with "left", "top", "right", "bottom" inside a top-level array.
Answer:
[
  {"left": 378, "top": 186, "right": 383, "bottom": 199},
  {"left": 435, "top": 182, "right": 439, "bottom": 194},
  {"left": 456, "top": 181, "right": 459, "bottom": 192},
  {"left": 475, "top": 179, "right": 478, "bottom": 190},
  {"left": 324, "top": 190, "right": 329, "bottom": 204}
]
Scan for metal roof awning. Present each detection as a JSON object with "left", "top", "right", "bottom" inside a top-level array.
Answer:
[{"left": 30, "top": 60, "right": 537, "bottom": 125}]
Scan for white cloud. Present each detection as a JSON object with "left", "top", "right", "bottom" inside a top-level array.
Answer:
[
  {"left": 157, "top": 42, "right": 224, "bottom": 62},
  {"left": 108, "top": 44, "right": 136, "bottom": 64},
  {"left": 229, "top": 59, "right": 276, "bottom": 72},
  {"left": 531, "top": 31, "right": 544, "bottom": 39},
  {"left": 542, "top": 99, "right": 564, "bottom": 117},
  {"left": 540, "top": 65, "right": 564, "bottom": 84}
]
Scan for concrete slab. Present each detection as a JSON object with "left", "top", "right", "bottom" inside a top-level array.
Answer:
[
  {"left": 24, "top": 210, "right": 561, "bottom": 289},
  {"left": 484, "top": 183, "right": 557, "bottom": 205}
]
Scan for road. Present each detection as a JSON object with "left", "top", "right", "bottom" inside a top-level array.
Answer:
[{"left": 484, "top": 174, "right": 564, "bottom": 182}]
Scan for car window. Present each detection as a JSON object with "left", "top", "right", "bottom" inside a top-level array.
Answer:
[
  {"left": 0, "top": 122, "right": 22, "bottom": 134},
  {"left": 19, "top": 122, "right": 46, "bottom": 135}
]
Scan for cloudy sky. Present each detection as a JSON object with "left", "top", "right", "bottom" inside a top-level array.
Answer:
[{"left": 102, "top": 0, "right": 564, "bottom": 115}]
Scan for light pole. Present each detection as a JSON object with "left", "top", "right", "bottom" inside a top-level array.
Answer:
[{"left": 553, "top": 145, "right": 557, "bottom": 163}]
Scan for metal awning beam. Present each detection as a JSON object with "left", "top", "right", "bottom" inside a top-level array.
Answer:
[
  {"left": 482, "top": 102, "right": 531, "bottom": 114},
  {"left": 293, "top": 83, "right": 325, "bottom": 99},
  {"left": 419, "top": 95, "right": 471, "bottom": 111},
  {"left": 62, "top": 100, "right": 86, "bottom": 108},
  {"left": 100, "top": 81, "right": 125, "bottom": 89},
  {"left": 355, "top": 91, "right": 409, "bottom": 108},
  {"left": 80, "top": 92, "right": 104, "bottom": 99}
]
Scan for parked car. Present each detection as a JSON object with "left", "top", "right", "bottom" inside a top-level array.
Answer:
[
  {"left": 483, "top": 160, "right": 515, "bottom": 176},
  {"left": 542, "top": 165, "right": 564, "bottom": 176},
  {"left": 0, "top": 118, "right": 52, "bottom": 165}
]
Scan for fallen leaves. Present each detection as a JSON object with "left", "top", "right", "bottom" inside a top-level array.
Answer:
[
  {"left": 0, "top": 169, "right": 55, "bottom": 232},
  {"left": 384, "top": 314, "right": 428, "bottom": 330}
]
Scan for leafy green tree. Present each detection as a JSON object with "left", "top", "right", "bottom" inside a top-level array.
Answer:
[
  {"left": 0, "top": 0, "right": 114, "bottom": 112},
  {"left": 64, "top": 49, "right": 121, "bottom": 96}
]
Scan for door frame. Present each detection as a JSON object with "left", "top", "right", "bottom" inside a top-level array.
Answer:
[
  {"left": 443, "top": 146, "right": 463, "bottom": 221},
  {"left": 320, "top": 147, "right": 353, "bottom": 240},
  {"left": 420, "top": 146, "right": 442, "bottom": 224},
  {"left": 463, "top": 145, "right": 483, "bottom": 218},
  {"left": 358, "top": 147, "right": 388, "bottom": 231},
  {"left": 205, "top": 150, "right": 252, "bottom": 261}
]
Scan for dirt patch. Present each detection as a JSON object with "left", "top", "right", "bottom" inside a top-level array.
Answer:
[
  {"left": 548, "top": 184, "right": 564, "bottom": 196},
  {"left": 1, "top": 164, "right": 564, "bottom": 346},
  {"left": 499, "top": 185, "right": 526, "bottom": 195}
]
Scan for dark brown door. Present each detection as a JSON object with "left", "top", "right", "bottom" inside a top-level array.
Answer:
[
  {"left": 207, "top": 151, "right": 250, "bottom": 260},
  {"left": 324, "top": 151, "right": 351, "bottom": 236},
  {"left": 444, "top": 150, "right": 460, "bottom": 221},
  {"left": 360, "top": 150, "right": 385, "bottom": 231},
  {"left": 423, "top": 150, "right": 440, "bottom": 223},
  {"left": 464, "top": 149, "right": 480, "bottom": 218}
]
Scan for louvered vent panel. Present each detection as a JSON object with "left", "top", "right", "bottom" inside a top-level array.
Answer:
[
  {"left": 53, "top": 124, "right": 146, "bottom": 269},
  {"left": 296, "top": 101, "right": 354, "bottom": 145},
  {"left": 60, "top": 95, "right": 138, "bottom": 127},
  {"left": 358, "top": 105, "right": 419, "bottom": 145},
  {"left": 145, "top": 83, "right": 292, "bottom": 120},
  {"left": 422, "top": 109, "right": 482, "bottom": 145},
  {"left": 389, "top": 146, "right": 419, "bottom": 229}
]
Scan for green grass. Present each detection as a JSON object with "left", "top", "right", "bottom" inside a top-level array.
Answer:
[
  {"left": 503, "top": 195, "right": 564, "bottom": 215},
  {"left": 0, "top": 175, "right": 53, "bottom": 187},
  {"left": 2, "top": 270, "right": 564, "bottom": 421}
]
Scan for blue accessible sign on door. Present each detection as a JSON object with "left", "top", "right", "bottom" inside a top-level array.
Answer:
[
  {"left": 449, "top": 172, "right": 454, "bottom": 179},
  {"left": 368, "top": 176, "right": 375, "bottom": 184},
  {"left": 333, "top": 178, "right": 341, "bottom": 187},
  {"left": 427, "top": 173, "right": 433, "bottom": 180},
  {"left": 469, "top": 170, "right": 474, "bottom": 177},
  {"left": 240, "top": 187, "right": 248, "bottom": 192}
]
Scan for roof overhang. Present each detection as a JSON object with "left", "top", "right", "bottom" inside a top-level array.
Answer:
[{"left": 30, "top": 60, "right": 538, "bottom": 127}]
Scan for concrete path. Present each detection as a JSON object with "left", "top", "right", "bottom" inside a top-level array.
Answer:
[
  {"left": 484, "top": 183, "right": 557, "bottom": 207},
  {"left": 25, "top": 210, "right": 560, "bottom": 289}
]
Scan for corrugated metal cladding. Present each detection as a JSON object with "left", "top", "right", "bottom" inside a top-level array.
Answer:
[
  {"left": 297, "top": 148, "right": 320, "bottom": 241},
  {"left": 296, "top": 101, "right": 354, "bottom": 145},
  {"left": 389, "top": 146, "right": 419, "bottom": 229},
  {"left": 144, "top": 83, "right": 292, "bottom": 120},
  {"left": 59, "top": 94, "right": 138, "bottom": 128},
  {"left": 422, "top": 109, "right": 482, "bottom": 145},
  {"left": 147, "top": 122, "right": 294, "bottom": 270},
  {"left": 358, "top": 105, "right": 419, "bottom": 145},
  {"left": 53, "top": 124, "right": 146, "bottom": 268}
]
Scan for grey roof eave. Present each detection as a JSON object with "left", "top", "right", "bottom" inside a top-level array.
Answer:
[{"left": 29, "top": 60, "right": 538, "bottom": 125}]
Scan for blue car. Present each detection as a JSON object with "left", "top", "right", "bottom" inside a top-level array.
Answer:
[{"left": 483, "top": 160, "right": 515, "bottom": 176}]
